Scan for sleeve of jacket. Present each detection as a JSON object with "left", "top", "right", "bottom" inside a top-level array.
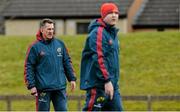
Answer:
[
  {"left": 24, "top": 46, "right": 37, "bottom": 89},
  {"left": 62, "top": 43, "right": 77, "bottom": 82},
  {"left": 88, "top": 27, "right": 111, "bottom": 82}
]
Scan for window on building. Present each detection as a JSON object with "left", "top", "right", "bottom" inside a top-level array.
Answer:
[
  {"left": 76, "top": 22, "right": 89, "bottom": 34},
  {"left": 0, "top": 17, "right": 5, "bottom": 34}
]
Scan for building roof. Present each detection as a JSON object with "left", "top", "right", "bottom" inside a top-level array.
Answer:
[
  {"left": 2, "top": 0, "right": 133, "bottom": 19},
  {"left": 133, "top": 0, "right": 180, "bottom": 28}
]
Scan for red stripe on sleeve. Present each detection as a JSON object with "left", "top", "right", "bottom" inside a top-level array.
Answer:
[
  {"left": 65, "top": 47, "right": 76, "bottom": 76},
  {"left": 96, "top": 27, "right": 109, "bottom": 80},
  {"left": 24, "top": 40, "right": 38, "bottom": 86}
]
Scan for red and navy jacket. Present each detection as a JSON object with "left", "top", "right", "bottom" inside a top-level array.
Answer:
[
  {"left": 24, "top": 31, "right": 76, "bottom": 91},
  {"left": 80, "top": 19, "right": 120, "bottom": 90}
]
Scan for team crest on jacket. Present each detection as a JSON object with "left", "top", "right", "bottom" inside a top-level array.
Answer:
[
  {"left": 57, "top": 47, "right": 62, "bottom": 57},
  {"left": 40, "top": 51, "right": 45, "bottom": 56}
]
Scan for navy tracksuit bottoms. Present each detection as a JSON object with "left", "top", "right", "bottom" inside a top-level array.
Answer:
[
  {"left": 83, "top": 88, "right": 123, "bottom": 111},
  {"left": 36, "top": 89, "right": 67, "bottom": 111}
]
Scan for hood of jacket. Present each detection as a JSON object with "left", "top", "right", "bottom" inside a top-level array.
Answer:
[
  {"left": 88, "top": 18, "right": 119, "bottom": 34},
  {"left": 36, "top": 29, "right": 44, "bottom": 41},
  {"left": 36, "top": 30, "right": 54, "bottom": 44}
]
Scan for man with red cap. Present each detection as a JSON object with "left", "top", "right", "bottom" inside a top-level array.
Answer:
[{"left": 80, "top": 2, "right": 123, "bottom": 111}]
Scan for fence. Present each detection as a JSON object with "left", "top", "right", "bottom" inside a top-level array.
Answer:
[{"left": 0, "top": 95, "right": 180, "bottom": 111}]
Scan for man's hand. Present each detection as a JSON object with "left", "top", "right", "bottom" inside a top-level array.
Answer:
[
  {"left": 30, "top": 87, "right": 38, "bottom": 96},
  {"left": 105, "top": 81, "right": 114, "bottom": 100},
  {"left": 70, "top": 81, "right": 76, "bottom": 92}
]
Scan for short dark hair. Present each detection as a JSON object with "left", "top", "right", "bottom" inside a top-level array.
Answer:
[{"left": 40, "top": 18, "right": 55, "bottom": 28}]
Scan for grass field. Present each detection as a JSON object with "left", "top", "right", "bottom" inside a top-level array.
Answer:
[{"left": 0, "top": 32, "right": 180, "bottom": 110}]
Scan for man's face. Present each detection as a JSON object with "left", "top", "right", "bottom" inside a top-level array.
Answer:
[
  {"left": 41, "top": 23, "right": 54, "bottom": 40},
  {"left": 103, "top": 12, "right": 119, "bottom": 26}
]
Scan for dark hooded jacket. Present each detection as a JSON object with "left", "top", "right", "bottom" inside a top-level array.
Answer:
[
  {"left": 24, "top": 31, "right": 76, "bottom": 91},
  {"left": 80, "top": 19, "right": 120, "bottom": 90}
]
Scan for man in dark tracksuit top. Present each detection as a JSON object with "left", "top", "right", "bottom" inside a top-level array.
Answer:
[
  {"left": 24, "top": 18, "right": 76, "bottom": 111},
  {"left": 80, "top": 3, "right": 123, "bottom": 111}
]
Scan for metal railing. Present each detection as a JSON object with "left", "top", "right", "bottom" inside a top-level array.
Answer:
[{"left": 0, "top": 95, "right": 180, "bottom": 111}]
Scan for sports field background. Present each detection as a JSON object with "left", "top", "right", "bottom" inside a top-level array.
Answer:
[{"left": 0, "top": 31, "right": 179, "bottom": 110}]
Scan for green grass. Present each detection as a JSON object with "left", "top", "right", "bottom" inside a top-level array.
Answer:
[
  {"left": 0, "top": 31, "right": 180, "bottom": 110},
  {"left": 120, "top": 32, "right": 180, "bottom": 95}
]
